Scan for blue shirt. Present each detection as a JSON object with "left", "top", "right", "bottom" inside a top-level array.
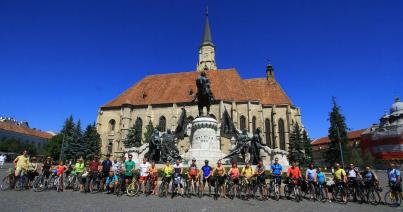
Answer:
[
  {"left": 106, "top": 175, "right": 118, "bottom": 184},
  {"left": 202, "top": 165, "right": 212, "bottom": 177},
  {"left": 270, "top": 163, "right": 282, "bottom": 175},
  {"left": 389, "top": 169, "right": 401, "bottom": 182},
  {"left": 317, "top": 172, "right": 325, "bottom": 183},
  {"left": 306, "top": 168, "right": 317, "bottom": 181}
]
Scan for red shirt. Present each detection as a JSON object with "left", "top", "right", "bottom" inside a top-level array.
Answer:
[
  {"left": 287, "top": 166, "right": 302, "bottom": 179},
  {"left": 90, "top": 161, "right": 99, "bottom": 172}
]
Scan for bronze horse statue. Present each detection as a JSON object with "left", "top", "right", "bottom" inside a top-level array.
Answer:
[{"left": 194, "top": 71, "right": 214, "bottom": 117}]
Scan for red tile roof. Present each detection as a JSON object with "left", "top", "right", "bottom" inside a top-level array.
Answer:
[
  {"left": 311, "top": 129, "right": 367, "bottom": 145},
  {"left": 102, "top": 69, "right": 292, "bottom": 108},
  {"left": 0, "top": 121, "right": 53, "bottom": 140}
]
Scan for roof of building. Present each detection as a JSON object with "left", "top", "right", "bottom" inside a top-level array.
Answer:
[
  {"left": 311, "top": 129, "right": 367, "bottom": 146},
  {"left": 102, "top": 69, "right": 292, "bottom": 108},
  {"left": 0, "top": 121, "right": 53, "bottom": 140}
]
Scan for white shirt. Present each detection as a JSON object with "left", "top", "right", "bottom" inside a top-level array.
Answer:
[
  {"left": 0, "top": 155, "right": 5, "bottom": 161},
  {"left": 348, "top": 169, "right": 357, "bottom": 178},
  {"left": 139, "top": 162, "right": 150, "bottom": 177}
]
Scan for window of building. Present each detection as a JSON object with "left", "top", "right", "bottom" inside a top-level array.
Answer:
[
  {"left": 135, "top": 118, "right": 143, "bottom": 135},
  {"left": 240, "top": 115, "right": 246, "bottom": 131},
  {"left": 158, "top": 116, "right": 166, "bottom": 132},
  {"left": 265, "top": 118, "right": 272, "bottom": 147},
  {"left": 278, "top": 119, "right": 286, "bottom": 150},
  {"left": 108, "top": 119, "right": 116, "bottom": 132},
  {"left": 252, "top": 116, "right": 257, "bottom": 133}
]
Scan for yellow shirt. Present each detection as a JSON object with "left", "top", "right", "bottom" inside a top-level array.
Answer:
[
  {"left": 163, "top": 165, "right": 173, "bottom": 177},
  {"left": 15, "top": 155, "right": 29, "bottom": 170},
  {"left": 242, "top": 167, "right": 253, "bottom": 178},
  {"left": 334, "top": 169, "right": 346, "bottom": 181}
]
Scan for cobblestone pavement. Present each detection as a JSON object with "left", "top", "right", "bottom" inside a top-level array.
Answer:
[{"left": 0, "top": 164, "right": 401, "bottom": 212}]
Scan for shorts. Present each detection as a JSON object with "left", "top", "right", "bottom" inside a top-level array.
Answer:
[
  {"left": 202, "top": 176, "right": 210, "bottom": 184},
  {"left": 189, "top": 175, "right": 198, "bottom": 182},
  {"left": 390, "top": 182, "right": 402, "bottom": 192},
  {"left": 140, "top": 176, "right": 148, "bottom": 182},
  {"left": 231, "top": 177, "right": 239, "bottom": 184},
  {"left": 272, "top": 175, "right": 282, "bottom": 185},
  {"left": 15, "top": 167, "right": 24, "bottom": 176}
]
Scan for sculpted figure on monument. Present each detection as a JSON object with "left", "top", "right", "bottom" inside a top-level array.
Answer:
[
  {"left": 249, "top": 128, "right": 263, "bottom": 165},
  {"left": 148, "top": 129, "right": 161, "bottom": 163},
  {"left": 194, "top": 71, "right": 214, "bottom": 117},
  {"left": 161, "top": 129, "right": 181, "bottom": 162}
]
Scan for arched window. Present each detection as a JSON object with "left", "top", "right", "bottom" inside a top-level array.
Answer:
[
  {"left": 135, "top": 117, "right": 143, "bottom": 136},
  {"left": 252, "top": 116, "right": 257, "bottom": 133},
  {"left": 278, "top": 119, "right": 286, "bottom": 150},
  {"left": 210, "top": 114, "right": 216, "bottom": 119},
  {"left": 108, "top": 119, "right": 116, "bottom": 132},
  {"left": 265, "top": 118, "right": 272, "bottom": 147},
  {"left": 158, "top": 116, "right": 166, "bottom": 132},
  {"left": 240, "top": 115, "right": 246, "bottom": 131}
]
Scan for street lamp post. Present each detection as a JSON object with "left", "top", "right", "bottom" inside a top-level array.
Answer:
[{"left": 336, "top": 123, "right": 345, "bottom": 168}]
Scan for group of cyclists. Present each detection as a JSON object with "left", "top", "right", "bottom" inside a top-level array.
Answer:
[{"left": 2, "top": 150, "right": 403, "bottom": 207}]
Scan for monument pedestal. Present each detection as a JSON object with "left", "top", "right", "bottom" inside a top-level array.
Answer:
[{"left": 182, "top": 116, "right": 226, "bottom": 165}]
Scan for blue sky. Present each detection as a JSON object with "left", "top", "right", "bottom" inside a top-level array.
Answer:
[{"left": 0, "top": 0, "right": 402, "bottom": 139}]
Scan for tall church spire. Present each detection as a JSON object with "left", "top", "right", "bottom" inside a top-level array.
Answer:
[{"left": 197, "top": 7, "right": 217, "bottom": 71}]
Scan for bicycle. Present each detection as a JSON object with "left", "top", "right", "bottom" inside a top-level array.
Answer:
[
  {"left": 171, "top": 173, "right": 183, "bottom": 199},
  {"left": 183, "top": 174, "right": 192, "bottom": 198},
  {"left": 63, "top": 170, "right": 79, "bottom": 191},
  {"left": 239, "top": 176, "right": 252, "bottom": 200},
  {"left": 32, "top": 172, "right": 49, "bottom": 192},
  {"left": 332, "top": 181, "right": 347, "bottom": 203},
  {"left": 364, "top": 181, "right": 381, "bottom": 205},
  {"left": 225, "top": 175, "right": 236, "bottom": 200},
  {"left": 144, "top": 175, "right": 156, "bottom": 196},
  {"left": 315, "top": 182, "right": 328, "bottom": 202},
  {"left": 14, "top": 170, "right": 29, "bottom": 191},
  {"left": 284, "top": 178, "right": 302, "bottom": 202},
  {"left": 187, "top": 174, "right": 199, "bottom": 198},
  {"left": 126, "top": 172, "right": 140, "bottom": 197},
  {"left": 347, "top": 179, "right": 365, "bottom": 203},
  {"left": 268, "top": 175, "right": 281, "bottom": 201},
  {"left": 89, "top": 172, "right": 103, "bottom": 193},
  {"left": 306, "top": 180, "right": 317, "bottom": 201},
  {"left": 252, "top": 175, "right": 267, "bottom": 201},
  {"left": 158, "top": 176, "right": 171, "bottom": 198},
  {"left": 1, "top": 169, "right": 15, "bottom": 191},
  {"left": 384, "top": 182, "right": 402, "bottom": 207}
]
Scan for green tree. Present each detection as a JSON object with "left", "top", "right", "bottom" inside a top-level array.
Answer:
[
  {"left": 124, "top": 120, "right": 143, "bottom": 148},
  {"left": 348, "top": 148, "right": 363, "bottom": 167},
  {"left": 361, "top": 149, "right": 376, "bottom": 167},
  {"left": 83, "top": 123, "right": 101, "bottom": 160},
  {"left": 43, "top": 134, "right": 63, "bottom": 159},
  {"left": 143, "top": 120, "right": 155, "bottom": 143},
  {"left": 302, "top": 130, "right": 313, "bottom": 166},
  {"left": 326, "top": 97, "right": 349, "bottom": 167},
  {"left": 288, "top": 124, "right": 304, "bottom": 164},
  {"left": 64, "top": 119, "right": 87, "bottom": 160}
]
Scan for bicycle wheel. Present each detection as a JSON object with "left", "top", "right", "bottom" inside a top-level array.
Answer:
[
  {"left": 197, "top": 183, "right": 203, "bottom": 198},
  {"left": 158, "top": 181, "right": 166, "bottom": 198},
  {"left": 274, "top": 184, "right": 280, "bottom": 201},
  {"left": 171, "top": 183, "right": 176, "bottom": 199},
  {"left": 127, "top": 181, "right": 139, "bottom": 197},
  {"left": 145, "top": 179, "right": 152, "bottom": 196},
  {"left": 252, "top": 184, "right": 264, "bottom": 201},
  {"left": 72, "top": 176, "right": 80, "bottom": 191},
  {"left": 90, "top": 179, "right": 100, "bottom": 193},
  {"left": 227, "top": 183, "right": 235, "bottom": 200},
  {"left": 385, "top": 191, "right": 401, "bottom": 207},
  {"left": 14, "top": 177, "right": 24, "bottom": 191},
  {"left": 284, "top": 184, "right": 291, "bottom": 199},
  {"left": 1, "top": 176, "right": 12, "bottom": 191}
]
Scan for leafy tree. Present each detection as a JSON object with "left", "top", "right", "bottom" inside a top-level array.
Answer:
[
  {"left": 0, "top": 137, "right": 38, "bottom": 155},
  {"left": 64, "top": 119, "right": 87, "bottom": 160},
  {"left": 302, "top": 130, "right": 313, "bottom": 166},
  {"left": 361, "top": 149, "right": 376, "bottom": 167},
  {"left": 83, "top": 123, "right": 101, "bottom": 160},
  {"left": 348, "top": 148, "right": 363, "bottom": 167},
  {"left": 288, "top": 124, "right": 304, "bottom": 164},
  {"left": 326, "top": 97, "right": 349, "bottom": 167},
  {"left": 43, "top": 134, "right": 63, "bottom": 160},
  {"left": 143, "top": 120, "right": 155, "bottom": 143},
  {"left": 124, "top": 120, "right": 143, "bottom": 148}
]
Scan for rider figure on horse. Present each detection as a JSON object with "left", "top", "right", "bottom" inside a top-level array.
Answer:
[{"left": 194, "top": 71, "right": 214, "bottom": 117}]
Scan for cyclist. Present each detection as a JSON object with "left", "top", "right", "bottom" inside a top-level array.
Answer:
[
  {"left": 188, "top": 158, "right": 199, "bottom": 194},
  {"left": 255, "top": 160, "right": 266, "bottom": 195},
  {"left": 111, "top": 157, "right": 122, "bottom": 175},
  {"left": 173, "top": 159, "right": 184, "bottom": 196},
  {"left": 317, "top": 167, "right": 329, "bottom": 201},
  {"left": 124, "top": 154, "right": 136, "bottom": 189},
  {"left": 89, "top": 156, "right": 101, "bottom": 184},
  {"left": 56, "top": 160, "right": 67, "bottom": 192},
  {"left": 13, "top": 150, "right": 29, "bottom": 188},
  {"left": 346, "top": 163, "right": 361, "bottom": 202},
  {"left": 27, "top": 157, "right": 39, "bottom": 187},
  {"left": 333, "top": 163, "right": 347, "bottom": 203},
  {"left": 387, "top": 163, "right": 402, "bottom": 200},
  {"left": 228, "top": 162, "right": 240, "bottom": 196},
  {"left": 162, "top": 159, "right": 173, "bottom": 183},
  {"left": 201, "top": 160, "right": 212, "bottom": 196},
  {"left": 42, "top": 157, "right": 53, "bottom": 179},
  {"left": 212, "top": 160, "right": 226, "bottom": 198},
  {"left": 74, "top": 157, "right": 85, "bottom": 192},
  {"left": 148, "top": 161, "right": 158, "bottom": 195},
  {"left": 305, "top": 163, "right": 317, "bottom": 200},
  {"left": 101, "top": 154, "right": 112, "bottom": 185},
  {"left": 270, "top": 157, "right": 283, "bottom": 196},
  {"left": 105, "top": 170, "right": 119, "bottom": 194},
  {"left": 287, "top": 162, "right": 302, "bottom": 199},
  {"left": 362, "top": 166, "right": 378, "bottom": 192},
  {"left": 139, "top": 158, "right": 150, "bottom": 194}
]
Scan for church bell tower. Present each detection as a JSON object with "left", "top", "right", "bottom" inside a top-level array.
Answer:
[{"left": 197, "top": 9, "right": 217, "bottom": 71}]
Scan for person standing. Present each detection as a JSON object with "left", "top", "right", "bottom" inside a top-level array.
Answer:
[
  {"left": 101, "top": 154, "right": 112, "bottom": 185},
  {"left": 305, "top": 163, "right": 317, "bottom": 200},
  {"left": 201, "top": 160, "right": 212, "bottom": 196},
  {"left": 333, "top": 163, "right": 347, "bottom": 203},
  {"left": 74, "top": 157, "right": 85, "bottom": 192},
  {"left": 0, "top": 154, "right": 6, "bottom": 168},
  {"left": 388, "top": 163, "right": 402, "bottom": 199},
  {"left": 13, "top": 150, "right": 29, "bottom": 187},
  {"left": 270, "top": 157, "right": 283, "bottom": 196},
  {"left": 124, "top": 154, "right": 136, "bottom": 188},
  {"left": 148, "top": 161, "right": 158, "bottom": 195},
  {"left": 27, "top": 157, "right": 38, "bottom": 187}
]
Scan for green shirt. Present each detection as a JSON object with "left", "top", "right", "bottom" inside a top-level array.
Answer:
[
  {"left": 124, "top": 160, "right": 136, "bottom": 176},
  {"left": 75, "top": 162, "right": 85, "bottom": 173}
]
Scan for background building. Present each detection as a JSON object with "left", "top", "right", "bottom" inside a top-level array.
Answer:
[{"left": 96, "top": 12, "right": 304, "bottom": 157}]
